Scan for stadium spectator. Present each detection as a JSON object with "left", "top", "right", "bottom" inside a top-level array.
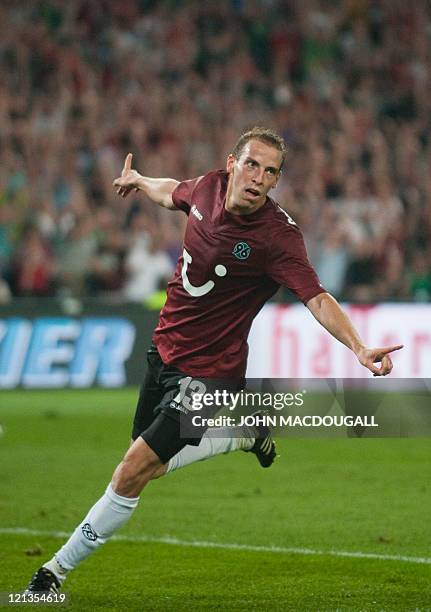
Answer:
[
  {"left": 56, "top": 214, "right": 99, "bottom": 296},
  {"left": 123, "top": 211, "right": 173, "bottom": 302},
  {"left": 10, "top": 225, "right": 55, "bottom": 297},
  {"left": 409, "top": 251, "right": 431, "bottom": 301}
]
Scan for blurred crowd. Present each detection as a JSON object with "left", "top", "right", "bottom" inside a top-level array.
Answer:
[{"left": 0, "top": 0, "right": 430, "bottom": 304}]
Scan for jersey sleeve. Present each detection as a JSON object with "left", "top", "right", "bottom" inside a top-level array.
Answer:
[
  {"left": 171, "top": 176, "right": 203, "bottom": 214},
  {"left": 266, "top": 224, "right": 326, "bottom": 304}
]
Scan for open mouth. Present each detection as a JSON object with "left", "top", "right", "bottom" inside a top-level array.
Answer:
[{"left": 245, "top": 188, "right": 260, "bottom": 198}]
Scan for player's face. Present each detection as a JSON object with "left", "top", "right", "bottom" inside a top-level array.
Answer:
[{"left": 225, "top": 139, "right": 282, "bottom": 214}]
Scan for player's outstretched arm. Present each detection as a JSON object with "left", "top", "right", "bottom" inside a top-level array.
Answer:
[
  {"left": 306, "top": 292, "right": 403, "bottom": 376},
  {"left": 113, "top": 153, "right": 179, "bottom": 209}
]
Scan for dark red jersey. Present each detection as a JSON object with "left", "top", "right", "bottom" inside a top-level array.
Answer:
[{"left": 153, "top": 170, "right": 325, "bottom": 378}]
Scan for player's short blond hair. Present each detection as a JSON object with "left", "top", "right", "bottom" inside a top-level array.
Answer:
[{"left": 231, "top": 127, "right": 287, "bottom": 169}]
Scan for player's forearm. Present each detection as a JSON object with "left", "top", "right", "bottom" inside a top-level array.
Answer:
[
  {"left": 135, "top": 176, "right": 180, "bottom": 209},
  {"left": 306, "top": 293, "right": 366, "bottom": 356}
]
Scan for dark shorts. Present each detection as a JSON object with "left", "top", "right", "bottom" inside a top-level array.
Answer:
[{"left": 132, "top": 345, "right": 244, "bottom": 464}]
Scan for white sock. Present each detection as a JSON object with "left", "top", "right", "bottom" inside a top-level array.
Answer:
[
  {"left": 167, "top": 425, "right": 254, "bottom": 473},
  {"left": 54, "top": 483, "right": 139, "bottom": 573},
  {"left": 43, "top": 558, "right": 68, "bottom": 583}
]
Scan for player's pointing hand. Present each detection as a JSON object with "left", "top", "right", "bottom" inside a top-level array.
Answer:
[
  {"left": 356, "top": 344, "right": 404, "bottom": 376},
  {"left": 113, "top": 153, "right": 141, "bottom": 198}
]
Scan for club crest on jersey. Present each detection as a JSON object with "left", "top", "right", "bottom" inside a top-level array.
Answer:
[{"left": 232, "top": 242, "right": 251, "bottom": 260}]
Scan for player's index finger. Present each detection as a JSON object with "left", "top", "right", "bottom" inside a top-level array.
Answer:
[
  {"left": 123, "top": 153, "right": 133, "bottom": 173},
  {"left": 383, "top": 344, "right": 404, "bottom": 354},
  {"left": 375, "top": 344, "right": 403, "bottom": 359}
]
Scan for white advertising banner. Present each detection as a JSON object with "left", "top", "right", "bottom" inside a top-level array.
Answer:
[{"left": 247, "top": 304, "right": 431, "bottom": 378}]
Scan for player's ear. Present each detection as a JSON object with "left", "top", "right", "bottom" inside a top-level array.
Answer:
[{"left": 226, "top": 154, "right": 236, "bottom": 173}]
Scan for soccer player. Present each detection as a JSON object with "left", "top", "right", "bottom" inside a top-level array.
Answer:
[{"left": 26, "top": 127, "right": 402, "bottom": 593}]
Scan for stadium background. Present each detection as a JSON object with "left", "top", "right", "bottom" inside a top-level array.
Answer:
[{"left": 0, "top": 1, "right": 430, "bottom": 610}]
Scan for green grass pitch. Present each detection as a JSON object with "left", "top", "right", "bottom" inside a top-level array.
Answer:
[{"left": 0, "top": 389, "right": 430, "bottom": 611}]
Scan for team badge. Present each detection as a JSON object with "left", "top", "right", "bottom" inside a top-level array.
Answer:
[{"left": 232, "top": 242, "right": 251, "bottom": 260}]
